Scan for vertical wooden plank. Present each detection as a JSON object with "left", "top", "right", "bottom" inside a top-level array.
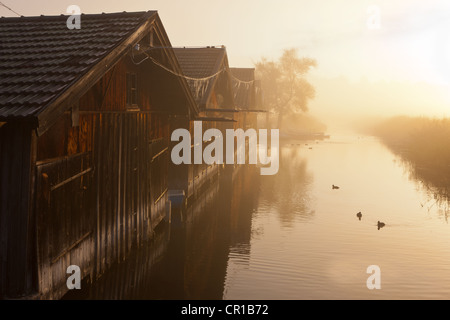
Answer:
[
  {"left": 138, "top": 114, "right": 143, "bottom": 245},
  {"left": 128, "top": 114, "right": 133, "bottom": 252},
  {"left": 120, "top": 114, "right": 127, "bottom": 261},
  {"left": 110, "top": 113, "right": 118, "bottom": 265},
  {"left": 25, "top": 130, "right": 38, "bottom": 294},
  {"left": 149, "top": 138, "right": 154, "bottom": 229},
  {"left": 116, "top": 114, "right": 123, "bottom": 261},
  {"left": 36, "top": 167, "right": 47, "bottom": 297},
  {"left": 95, "top": 113, "right": 104, "bottom": 275},
  {"left": 106, "top": 113, "right": 113, "bottom": 268},
  {"left": 0, "top": 127, "right": 8, "bottom": 298},
  {"left": 124, "top": 113, "right": 130, "bottom": 259},
  {"left": 121, "top": 114, "right": 126, "bottom": 257},
  {"left": 149, "top": 116, "right": 154, "bottom": 235},
  {"left": 8, "top": 127, "right": 25, "bottom": 294},
  {"left": 144, "top": 114, "right": 151, "bottom": 239},
  {"left": 91, "top": 114, "right": 98, "bottom": 278},
  {"left": 113, "top": 113, "right": 120, "bottom": 264},
  {"left": 136, "top": 114, "right": 142, "bottom": 247},
  {"left": 139, "top": 114, "right": 145, "bottom": 241},
  {"left": 103, "top": 114, "right": 109, "bottom": 268},
  {"left": 61, "top": 152, "right": 68, "bottom": 258},
  {"left": 105, "top": 113, "right": 112, "bottom": 268},
  {"left": 4, "top": 125, "right": 34, "bottom": 296},
  {"left": 115, "top": 115, "right": 121, "bottom": 262},
  {"left": 131, "top": 114, "right": 137, "bottom": 249}
]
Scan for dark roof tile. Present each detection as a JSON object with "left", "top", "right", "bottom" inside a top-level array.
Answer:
[
  {"left": 173, "top": 47, "right": 226, "bottom": 106},
  {"left": 0, "top": 11, "right": 155, "bottom": 120}
]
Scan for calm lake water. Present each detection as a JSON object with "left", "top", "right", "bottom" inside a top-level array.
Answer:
[{"left": 68, "top": 132, "right": 450, "bottom": 300}]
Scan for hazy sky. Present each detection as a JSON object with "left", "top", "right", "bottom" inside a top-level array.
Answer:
[
  {"left": 2, "top": 0, "right": 450, "bottom": 83},
  {"left": 2, "top": 1, "right": 450, "bottom": 117}
]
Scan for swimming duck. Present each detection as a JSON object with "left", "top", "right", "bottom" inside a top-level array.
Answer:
[
  {"left": 356, "top": 212, "right": 362, "bottom": 220},
  {"left": 377, "top": 221, "right": 385, "bottom": 230},
  {"left": 332, "top": 185, "right": 340, "bottom": 190}
]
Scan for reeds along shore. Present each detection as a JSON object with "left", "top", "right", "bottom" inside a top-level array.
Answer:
[{"left": 370, "top": 116, "right": 450, "bottom": 197}]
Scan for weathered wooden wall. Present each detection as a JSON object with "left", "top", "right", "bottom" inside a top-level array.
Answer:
[
  {"left": 62, "top": 225, "right": 170, "bottom": 300},
  {"left": 0, "top": 122, "right": 36, "bottom": 298},
  {"left": 33, "top": 111, "right": 170, "bottom": 299},
  {"left": 186, "top": 119, "right": 225, "bottom": 204},
  {"left": 35, "top": 152, "right": 95, "bottom": 299},
  {"left": 182, "top": 175, "right": 224, "bottom": 299},
  {"left": 0, "top": 23, "right": 199, "bottom": 299},
  {"left": 1, "top": 34, "right": 256, "bottom": 299},
  {"left": 94, "top": 113, "right": 168, "bottom": 277},
  {"left": 30, "top": 50, "right": 172, "bottom": 298}
]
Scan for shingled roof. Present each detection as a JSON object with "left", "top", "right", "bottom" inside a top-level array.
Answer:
[
  {"left": 230, "top": 68, "right": 256, "bottom": 110},
  {"left": 173, "top": 47, "right": 227, "bottom": 108},
  {"left": 0, "top": 11, "right": 157, "bottom": 130}
]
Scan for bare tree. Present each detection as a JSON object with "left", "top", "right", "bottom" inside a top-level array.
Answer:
[{"left": 255, "top": 48, "right": 317, "bottom": 128}]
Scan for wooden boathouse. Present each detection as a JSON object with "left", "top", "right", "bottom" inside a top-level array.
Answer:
[
  {"left": 171, "top": 47, "right": 237, "bottom": 204},
  {"left": 0, "top": 10, "right": 263, "bottom": 300},
  {"left": 0, "top": 11, "right": 197, "bottom": 299}
]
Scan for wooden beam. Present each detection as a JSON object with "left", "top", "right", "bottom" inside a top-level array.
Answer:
[
  {"left": 205, "top": 108, "right": 240, "bottom": 113},
  {"left": 151, "top": 147, "right": 168, "bottom": 162},
  {"left": 50, "top": 231, "right": 92, "bottom": 265},
  {"left": 195, "top": 116, "right": 236, "bottom": 123},
  {"left": 50, "top": 167, "right": 92, "bottom": 191}
]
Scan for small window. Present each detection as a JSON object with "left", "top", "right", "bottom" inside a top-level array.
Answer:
[{"left": 126, "top": 73, "right": 138, "bottom": 108}]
